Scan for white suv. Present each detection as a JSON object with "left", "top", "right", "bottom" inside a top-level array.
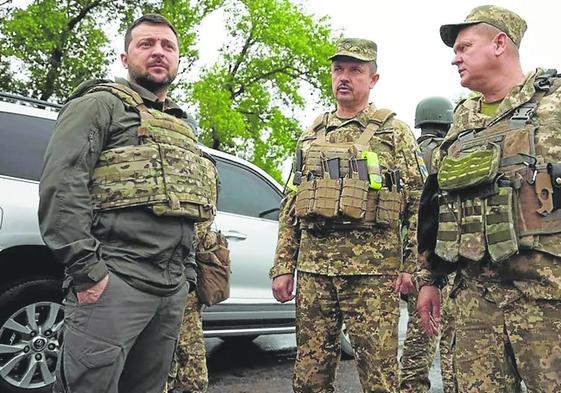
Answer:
[{"left": 0, "top": 92, "right": 295, "bottom": 392}]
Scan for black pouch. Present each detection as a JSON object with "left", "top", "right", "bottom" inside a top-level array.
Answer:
[{"left": 548, "top": 163, "right": 561, "bottom": 210}]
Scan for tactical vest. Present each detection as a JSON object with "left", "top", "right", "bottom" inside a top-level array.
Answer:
[
  {"left": 87, "top": 83, "right": 217, "bottom": 222},
  {"left": 435, "top": 71, "right": 561, "bottom": 264},
  {"left": 417, "top": 134, "right": 444, "bottom": 174},
  {"left": 294, "top": 108, "right": 403, "bottom": 230}
]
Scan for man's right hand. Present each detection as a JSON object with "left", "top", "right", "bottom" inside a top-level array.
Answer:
[
  {"left": 77, "top": 274, "right": 109, "bottom": 305},
  {"left": 416, "top": 284, "right": 441, "bottom": 337},
  {"left": 272, "top": 274, "right": 295, "bottom": 303}
]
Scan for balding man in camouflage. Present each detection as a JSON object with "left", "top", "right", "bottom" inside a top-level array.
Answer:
[
  {"left": 271, "top": 38, "right": 425, "bottom": 393},
  {"left": 417, "top": 5, "right": 561, "bottom": 392}
]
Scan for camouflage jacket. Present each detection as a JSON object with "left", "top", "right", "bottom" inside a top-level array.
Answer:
[
  {"left": 39, "top": 78, "right": 197, "bottom": 295},
  {"left": 420, "top": 69, "right": 561, "bottom": 300},
  {"left": 270, "top": 104, "right": 425, "bottom": 278}
]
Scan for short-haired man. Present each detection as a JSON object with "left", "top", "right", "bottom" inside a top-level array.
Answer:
[
  {"left": 417, "top": 5, "right": 561, "bottom": 392},
  {"left": 39, "top": 14, "right": 217, "bottom": 393},
  {"left": 271, "top": 38, "right": 425, "bottom": 392}
]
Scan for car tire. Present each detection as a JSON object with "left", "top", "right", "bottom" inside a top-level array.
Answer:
[
  {"left": 340, "top": 323, "right": 355, "bottom": 359},
  {"left": 0, "top": 277, "right": 64, "bottom": 393}
]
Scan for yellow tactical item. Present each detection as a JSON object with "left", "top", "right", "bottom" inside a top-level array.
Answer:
[
  {"left": 361, "top": 151, "right": 383, "bottom": 190},
  {"left": 287, "top": 172, "right": 299, "bottom": 192}
]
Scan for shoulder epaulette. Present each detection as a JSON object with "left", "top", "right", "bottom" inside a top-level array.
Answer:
[
  {"left": 310, "top": 112, "right": 329, "bottom": 132},
  {"left": 371, "top": 108, "right": 395, "bottom": 126}
]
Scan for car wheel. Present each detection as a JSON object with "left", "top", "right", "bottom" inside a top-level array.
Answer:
[
  {"left": 0, "top": 278, "right": 63, "bottom": 393},
  {"left": 340, "top": 323, "right": 355, "bottom": 359}
]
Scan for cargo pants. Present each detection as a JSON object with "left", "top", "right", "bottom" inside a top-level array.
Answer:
[
  {"left": 53, "top": 271, "right": 188, "bottom": 393},
  {"left": 454, "top": 279, "right": 561, "bottom": 393},
  {"left": 293, "top": 272, "right": 400, "bottom": 393},
  {"left": 166, "top": 291, "right": 208, "bottom": 393}
]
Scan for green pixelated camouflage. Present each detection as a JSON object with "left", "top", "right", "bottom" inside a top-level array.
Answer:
[
  {"left": 440, "top": 4, "right": 527, "bottom": 48},
  {"left": 454, "top": 278, "right": 561, "bottom": 392},
  {"left": 166, "top": 291, "right": 207, "bottom": 393},
  {"left": 329, "top": 37, "right": 377, "bottom": 62},
  {"left": 293, "top": 273, "right": 399, "bottom": 392},
  {"left": 271, "top": 105, "right": 425, "bottom": 278},
  {"left": 88, "top": 83, "right": 217, "bottom": 222},
  {"left": 437, "top": 144, "right": 500, "bottom": 190}
]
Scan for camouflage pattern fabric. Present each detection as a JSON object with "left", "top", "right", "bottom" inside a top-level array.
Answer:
[
  {"left": 166, "top": 291, "right": 208, "bottom": 393},
  {"left": 440, "top": 5, "right": 527, "bottom": 48},
  {"left": 271, "top": 104, "right": 425, "bottom": 279},
  {"left": 293, "top": 272, "right": 399, "bottom": 393},
  {"left": 329, "top": 37, "right": 377, "bottom": 62},
  {"left": 400, "top": 280, "right": 456, "bottom": 393},
  {"left": 454, "top": 277, "right": 560, "bottom": 392},
  {"left": 422, "top": 69, "right": 561, "bottom": 391}
]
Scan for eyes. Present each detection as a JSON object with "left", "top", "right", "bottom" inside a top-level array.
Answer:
[
  {"left": 332, "top": 65, "right": 364, "bottom": 74},
  {"left": 138, "top": 39, "right": 177, "bottom": 51}
]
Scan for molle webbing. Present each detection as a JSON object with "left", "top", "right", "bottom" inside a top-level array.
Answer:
[{"left": 88, "top": 83, "right": 216, "bottom": 221}]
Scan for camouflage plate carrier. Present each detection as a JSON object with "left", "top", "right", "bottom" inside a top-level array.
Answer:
[
  {"left": 435, "top": 70, "right": 561, "bottom": 264},
  {"left": 294, "top": 108, "right": 403, "bottom": 230},
  {"left": 85, "top": 82, "right": 217, "bottom": 222}
]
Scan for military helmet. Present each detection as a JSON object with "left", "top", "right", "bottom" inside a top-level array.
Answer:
[{"left": 414, "top": 96, "right": 453, "bottom": 128}]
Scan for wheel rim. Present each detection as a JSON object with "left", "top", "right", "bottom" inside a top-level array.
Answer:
[{"left": 0, "top": 301, "right": 63, "bottom": 389}]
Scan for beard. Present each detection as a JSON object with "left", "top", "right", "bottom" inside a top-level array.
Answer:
[{"left": 129, "top": 65, "right": 177, "bottom": 94}]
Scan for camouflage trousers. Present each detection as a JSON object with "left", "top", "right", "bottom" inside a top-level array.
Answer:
[
  {"left": 454, "top": 279, "right": 561, "bottom": 393},
  {"left": 399, "top": 283, "right": 456, "bottom": 393},
  {"left": 294, "top": 272, "right": 400, "bottom": 393},
  {"left": 165, "top": 291, "right": 208, "bottom": 393}
]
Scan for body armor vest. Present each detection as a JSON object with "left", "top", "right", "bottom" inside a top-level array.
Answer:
[
  {"left": 294, "top": 108, "right": 403, "bottom": 230},
  {"left": 435, "top": 73, "right": 561, "bottom": 264},
  {"left": 87, "top": 83, "right": 217, "bottom": 222}
]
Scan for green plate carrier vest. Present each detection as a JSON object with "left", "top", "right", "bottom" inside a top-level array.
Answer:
[
  {"left": 294, "top": 108, "right": 403, "bottom": 230},
  {"left": 435, "top": 71, "right": 561, "bottom": 264},
  {"left": 87, "top": 83, "right": 217, "bottom": 222}
]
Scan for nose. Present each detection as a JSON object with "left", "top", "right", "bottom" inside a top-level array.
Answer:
[
  {"left": 451, "top": 53, "right": 461, "bottom": 66},
  {"left": 151, "top": 41, "right": 165, "bottom": 57}
]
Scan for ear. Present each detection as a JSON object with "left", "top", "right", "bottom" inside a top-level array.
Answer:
[
  {"left": 369, "top": 73, "right": 380, "bottom": 89},
  {"left": 494, "top": 32, "right": 508, "bottom": 56},
  {"left": 120, "top": 52, "right": 128, "bottom": 69}
]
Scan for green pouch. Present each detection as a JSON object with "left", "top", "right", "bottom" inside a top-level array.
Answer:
[
  {"left": 435, "top": 194, "right": 461, "bottom": 263},
  {"left": 376, "top": 189, "right": 402, "bottom": 227},
  {"left": 294, "top": 179, "right": 316, "bottom": 218},
  {"left": 340, "top": 178, "right": 369, "bottom": 219},
  {"left": 484, "top": 187, "right": 519, "bottom": 264},
  {"left": 312, "top": 178, "right": 341, "bottom": 218},
  {"left": 438, "top": 143, "right": 500, "bottom": 191},
  {"left": 458, "top": 197, "right": 486, "bottom": 261}
]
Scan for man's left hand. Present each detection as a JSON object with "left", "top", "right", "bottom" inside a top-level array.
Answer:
[{"left": 393, "top": 272, "right": 415, "bottom": 295}]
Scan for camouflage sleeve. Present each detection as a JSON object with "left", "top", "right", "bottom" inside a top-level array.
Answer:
[
  {"left": 38, "top": 94, "right": 113, "bottom": 291},
  {"left": 270, "top": 189, "right": 300, "bottom": 278},
  {"left": 392, "top": 119, "right": 426, "bottom": 273}
]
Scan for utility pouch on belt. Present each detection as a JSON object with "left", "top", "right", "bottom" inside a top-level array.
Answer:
[
  {"left": 294, "top": 179, "right": 316, "bottom": 218},
  {"left": 484, "top": 187, "right": 519, "bottom": 264},
  {"left": 196, "top": 231, "right": 231, "bottom": 306},
  {"left": 376, "top": 189, "right": 402, "bottom": 227},
  {"left": 435, "top": 194, "right": 461, "bottom": 263},
  {"left": 438, "top": 143, "right": 500, "bottom": 191},
  {"left": 548, "top": 163, "right": 561, "bottom": 211},
  {"left": 458, "top": 197, "right": 486, "bottom": 261}
]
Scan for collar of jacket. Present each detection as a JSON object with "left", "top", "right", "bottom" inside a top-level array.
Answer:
[{"left": 115, "top": 77, "right": 185, "bottom": 118}]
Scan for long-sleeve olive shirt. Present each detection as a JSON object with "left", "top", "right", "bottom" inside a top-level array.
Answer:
[{"left": 39, "top": 78, "right": 196, "bottom": 296}]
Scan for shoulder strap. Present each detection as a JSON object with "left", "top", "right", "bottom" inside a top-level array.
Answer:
[
  {"left": 87, "top": 82, "right": 145, "bottom": 110},
  {"left": 357, "top": 108, "right": 395, "bottom": 146},
  {"left": 312, "top": 112, "right": 330, "bottom": 142}
]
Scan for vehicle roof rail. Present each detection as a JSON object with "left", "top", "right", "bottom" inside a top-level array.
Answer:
[{"left": 0, "top": 91, "right": 62, "bottom": 111}]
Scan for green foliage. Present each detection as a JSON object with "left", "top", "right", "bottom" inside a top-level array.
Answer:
[{"left": 190, "top": 0, "right": 336, "bottom": 181}]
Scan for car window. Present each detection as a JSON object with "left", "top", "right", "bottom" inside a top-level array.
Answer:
[
  {"left": 0, "top": 112, "right": 54, "bottom": 181},
  {"left": 214, "top": 158, "right": 282, "bottom": 220}
]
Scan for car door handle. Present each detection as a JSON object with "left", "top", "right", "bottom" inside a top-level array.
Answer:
[{"left": 223, "top": 230, "right": 247, "bottom": 240}]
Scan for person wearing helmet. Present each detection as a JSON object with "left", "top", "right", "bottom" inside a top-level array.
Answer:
[{"left": 400, "top": 96, "right": 456, "bottom": 393}]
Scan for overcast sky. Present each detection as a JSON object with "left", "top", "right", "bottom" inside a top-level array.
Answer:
[{"left": 12, "top": 0, "right": 559, "bottom": 133}]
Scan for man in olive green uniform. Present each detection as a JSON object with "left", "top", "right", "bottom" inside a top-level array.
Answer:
[
  {"left": 400, "top": 97, "right": 456, "bottom": 393},
  {"left": 271, "top": 38, "right": 425, "bottom": 393},
  {"left": 39, "top": 14, "right": 216, "bottom": 393},
  {"left": 417, "top": 6, "right": 561, "bottom": 393}
]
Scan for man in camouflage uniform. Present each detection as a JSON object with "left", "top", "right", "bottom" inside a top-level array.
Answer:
[
  {"left": 417, "top": 5, "right": 561, "bottom": 393},
  {"left": 39, "top": 14, "right": 216, "bottom": 393},
  {"left": 400, "top": 97, "right": 456, "bottom": 393},
  {"left": 271, "top": 38, "right": 425, "bottom": 393}
]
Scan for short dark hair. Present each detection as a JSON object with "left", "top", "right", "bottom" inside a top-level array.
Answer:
[{"left": 124, "top": 14, "right": 179, "bottom": 51}]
